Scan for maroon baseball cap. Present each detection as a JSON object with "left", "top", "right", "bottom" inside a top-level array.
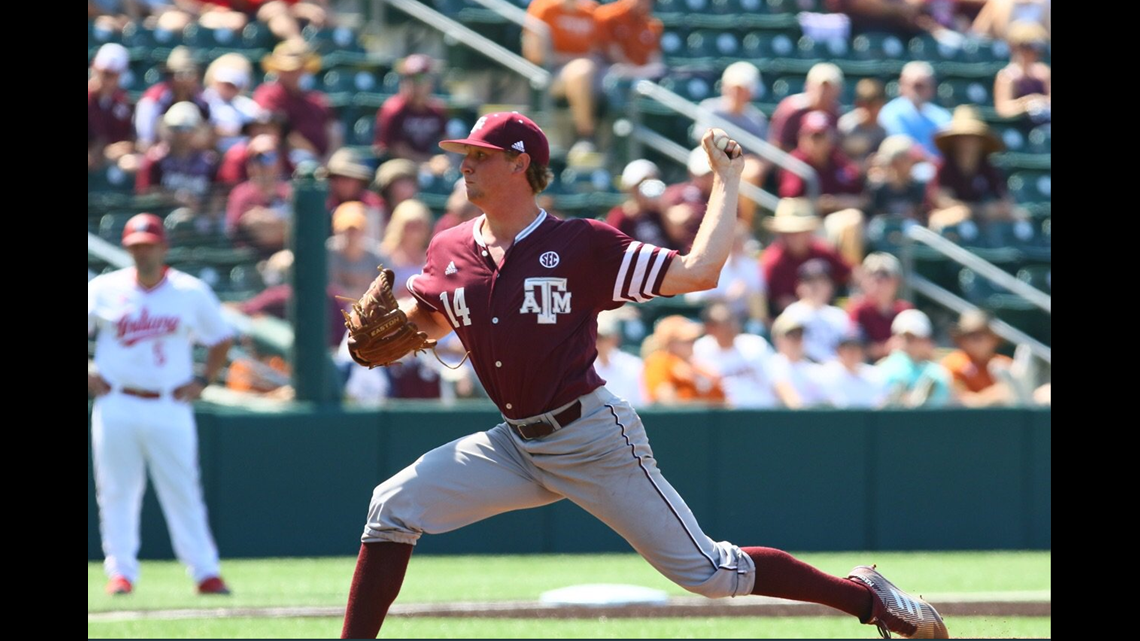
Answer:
[
  {"left": 801, "top": 110, "right": 832, "bottom": 135},
  {"left": 122, "top": 213, "right": 167, "bottom": 246},
  {"left": 439, "top": 112, "right": 550, "bottom": 166}
]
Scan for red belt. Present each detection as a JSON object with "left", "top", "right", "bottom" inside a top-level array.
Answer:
[
  {"left": 507, "top": 400, "right": 582, "bottom": 441},
  {"left": 122, "top": 388, "right": 162, "bottom": 399}
]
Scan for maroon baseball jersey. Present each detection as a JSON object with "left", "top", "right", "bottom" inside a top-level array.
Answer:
[
  {"left": 88, "top": 87, "right": 135, "bottom": 145},
  {"left": 253, "top": 81, "right": 333, "bottom": 156},
  {"left": 374, "top": 94, "right": 449, "bottom": 156},
  {"left": 408, "top": 211, "right": 677, "bottom": 419},
  {"left": 768, "top": 93, "right": 839, "bottom": 150}
]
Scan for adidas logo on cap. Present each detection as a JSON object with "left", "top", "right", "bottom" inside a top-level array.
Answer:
[{"left": 511, "top": 141, "right": 525, "bottom": 152}]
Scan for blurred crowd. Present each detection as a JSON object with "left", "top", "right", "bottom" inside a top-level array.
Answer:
[{"left": 88, "top": 0, "right": 1050, "bottom": 407}]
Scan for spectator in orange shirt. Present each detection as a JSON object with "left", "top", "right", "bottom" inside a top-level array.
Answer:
[
  {"left": 596, "top": 0, "right": 665, "bottom": 79},
  {"left": 941, "top": 310, "right": 1015, "bottom": 406},
  {"left": 523, "top": 0, "right": 603, "bottom": 141},
  {"left": 643, "top": 315, "right": 726, "bottom": 405}
]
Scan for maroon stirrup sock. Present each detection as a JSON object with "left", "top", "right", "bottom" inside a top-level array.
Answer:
[
  {"left": 341, "top": 542, "right": 414, "bottom": 638},
  {"left": 744, "top": 546, "right": 873, "bottom": 621}
]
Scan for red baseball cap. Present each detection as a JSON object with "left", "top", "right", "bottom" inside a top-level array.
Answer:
[
  {"left": 122, "top": 213, "right": 167, "bottom": 247},
  {"left": 800, "top": 110, "right": 833, "bottom": 135},
  {"left": 440, "top": 112, "right": 550, "bottom": 166}
]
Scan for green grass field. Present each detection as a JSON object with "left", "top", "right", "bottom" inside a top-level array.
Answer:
[{"left": 88, "top": 551, "right": 1051, "bottom": 638}]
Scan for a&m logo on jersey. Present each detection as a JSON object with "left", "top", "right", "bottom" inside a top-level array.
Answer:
[
  {"left": 520, "top": 277, "right": 571, "bottom": 324},
  {"left": 539, "top": 251, "right": 560, "bottom": 268}
]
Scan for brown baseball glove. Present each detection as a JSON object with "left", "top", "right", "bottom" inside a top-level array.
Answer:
[{"left": 342, "top": 266, "right": 436, "bottom": 368}]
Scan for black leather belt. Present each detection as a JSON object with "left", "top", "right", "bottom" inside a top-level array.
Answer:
[{"left": 508, "top": 400, "right": 582, "bottom": 441}]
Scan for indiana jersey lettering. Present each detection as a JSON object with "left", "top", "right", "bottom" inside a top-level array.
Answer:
[
  {"left": 89, "top": 268, "right": 232, "bottom": 391},
  {"left": 408, "top": 211, "right": 677, "bottom": 419}
]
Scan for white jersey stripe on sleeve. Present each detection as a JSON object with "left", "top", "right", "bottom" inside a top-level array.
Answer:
[
  {"left": 643, "top": 248, "right": 669, "bottom": 299},
  {"left": 612, "top": 241, "right": 642, "bottom": 302},
  {"left": 628, "top": 243, "right": 655, "bottom": 302}
]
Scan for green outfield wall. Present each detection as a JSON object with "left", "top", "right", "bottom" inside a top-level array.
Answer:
[{"left": 87, "top": 403, "right": 1050, "bottom": 560}]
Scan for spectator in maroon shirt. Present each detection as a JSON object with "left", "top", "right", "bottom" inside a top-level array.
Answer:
[
  {"left": 218, "top": 110, "right": 299, "bottom": 185},
  {"left": 136, "top": 102, "right": 220, "bottom": 213},
  {"left": 226, "top": 134, "right": 293, "bottom": 256},
  {"left": 237, "top": 249, "right": 347, "bottom": 348},
  {"left": 134, "top": 47, "right": 211, "bottom": 151},
  {"left": 761, "top": 198, "right": 852, "bottom": 317},
  {"left": 373, "top": 158, "right": 421, "bottom": 215},
  {"left": 779, "top": 111, "right": 868, "bottom": 266},
  {"left": 768, "top": 63, "right": 843, "bottom": 152},
  {"left": 373, "top": 55, "right": 449, "bottom": 164},
  {"left": 927, "top": 105, "right": 1019, "bottom": 230},
  {"left": 845, "top": 252, "right": 912, "bottom": 362},
  {"left": 605, "top": 159, "right": 671, "bottom": 249},
  {"left": 89, "top": 43, "right": 135, "bottom": 170},
  {"left": 326, "top": 148, "right": 387, "bottom": 243},
  {"left": 255, "top": 40, "right": 340, "bottom": 159},
  {"left": 433, "top": 178, "right": 483, "bottom": 235},
  {"left": 660, "top": 148, "right": 716, "bottom": 252}
]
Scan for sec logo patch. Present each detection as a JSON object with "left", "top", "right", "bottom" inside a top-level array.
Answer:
[{"left": 539, "top": 251, "right": 560, "bottom": 268}]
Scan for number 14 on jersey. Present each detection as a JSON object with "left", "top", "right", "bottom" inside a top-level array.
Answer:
[{"left": 440, "top": 288, "right": 472, "bottom": 327}]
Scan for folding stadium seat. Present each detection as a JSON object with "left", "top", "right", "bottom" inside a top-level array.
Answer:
[
  {"left": 797, "top": 36, "right": 848, "bottom": 61},
  {"left": 960, "top": 37, "right": 1009, "bottom": 64},
  {"left": 303, "top": 24, "right": 364, "bottom": 56},
  {"left": 1027, "top": 125, "right": 1051, "bottom": 154},
  {"left": 660, "top": 73, "right": 715, "bottom": 102},
  {"left": 683, "top": 31, "right": 718, "bottom": 61},
  {"left": 982, "top": 219, "right": 1037, "bottom": 250},
  {"left": 660, "top": 28, "right": 689, "bottom": 60},
  {"left": 936, "top": 79, "right": 992, "bottom": 108},
  {"left": 937, "top": 219, "right": 981, "bottom": 247},
  {"left": 851, "top": 32, "right": 908, "bottom": 61},
  {"left": 1008, "top": 172, "right": 1051, "bottom": 205},
  {"left": 769, "top": 75, "right": 806, "bottom": 101},
  {"left": 183, "top": 23, "right": 242, "bottom": 52},
  {"left": 958, "top": 267, "right": 1002, "bottom": 305},
  {"left": 242, "top": 21, "right": 276, "bottom": 52},
  {"left": 1017, "top": 265, "right": 1050, "bottom": 294},
  {"left": 350, "top": 113, "right": 376, "bottom": 148},
  {"left": 992, "top": 124, "right": 1026, "bottom": 152},
  {"left": 99, "top": 212, "right": 136, "bottom": 243},
  {"left": 713, "top": 32, "right": 742, "bottom": 58},
  {"left": 865, "top": 215, "right": 915, "bottom": 252},
  {"left": 908, "top": 34, "right": 961, "bottom": 63},
  {"left": 654, "top": 0, "right": 687, "bottom": 25},
  {"left": 742, "top": 30, "right": 797, "bottom": 60},
  {"left": 229, "top": 264, "right": 265, "bottom": 294},
  {"left": 987, "top": 293, "right": 1049, "bottom": 345}
]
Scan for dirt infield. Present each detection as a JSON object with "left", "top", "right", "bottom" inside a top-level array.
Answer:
[{"left": 88, "top": 594, "right": 1051, "bottom": 623}]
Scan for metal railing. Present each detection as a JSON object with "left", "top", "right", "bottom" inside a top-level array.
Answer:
[
  {"left": 463, "top": 0, "right": 555, "bottom": 72},
  {"left": 908, "top": 273, "right": 1051, "bottom": 364},
  {"left": 383, "top": 0, "right": 552, "bottom": 114},
  {"left": 902, "top": 225, "right": 1051, "bottom": 313},
  {"left": 614, "top": 119, "right": 780, "bottom": 212},
  {"left": 631, "top": 80, "right": 821, "bottom": 204}
]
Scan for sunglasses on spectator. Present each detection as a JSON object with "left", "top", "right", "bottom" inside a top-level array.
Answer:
[
  {"left": 252, "top": 151, "right": 278, "bottom": 165},
  {"left": 784, "top": 328, "right": 805, "bottom": 338},
  {"left": 870, "top": 270, "right": 895, "bottom": 280},
  {"left": 168, "top": 125, "right": 196, "bottom": 133}
]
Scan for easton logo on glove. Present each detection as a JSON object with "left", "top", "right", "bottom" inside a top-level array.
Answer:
[{"left": 341, "top": 265, "right": 436, "bottom": 368}]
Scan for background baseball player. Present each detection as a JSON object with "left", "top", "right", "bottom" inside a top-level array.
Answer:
[
  {"left": 338, "top": 114, "right": 948, "bottom": 639},
  {"left": 88, "top": 213, "right": 234, "bottom": 596}
]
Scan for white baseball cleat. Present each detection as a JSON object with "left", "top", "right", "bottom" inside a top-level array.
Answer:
[{"left": 847, "top": 565, "right": 949, "bottom": 639}]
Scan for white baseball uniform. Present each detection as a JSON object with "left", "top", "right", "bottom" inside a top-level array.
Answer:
[{"left": 88, "top": 267, "right": 233, "bottom": 583}]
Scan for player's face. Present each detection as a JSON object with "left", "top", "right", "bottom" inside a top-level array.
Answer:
[
  {"left": 127, "top": 242, "right": 168, "bottom": 275},
  {"left": 460, "top": 147, "right": 513, "bottom": 204}
]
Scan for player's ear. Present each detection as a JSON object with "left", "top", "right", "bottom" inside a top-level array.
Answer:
[{"left": 514, "top": 153, "right": 531, "bottom": 174}]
